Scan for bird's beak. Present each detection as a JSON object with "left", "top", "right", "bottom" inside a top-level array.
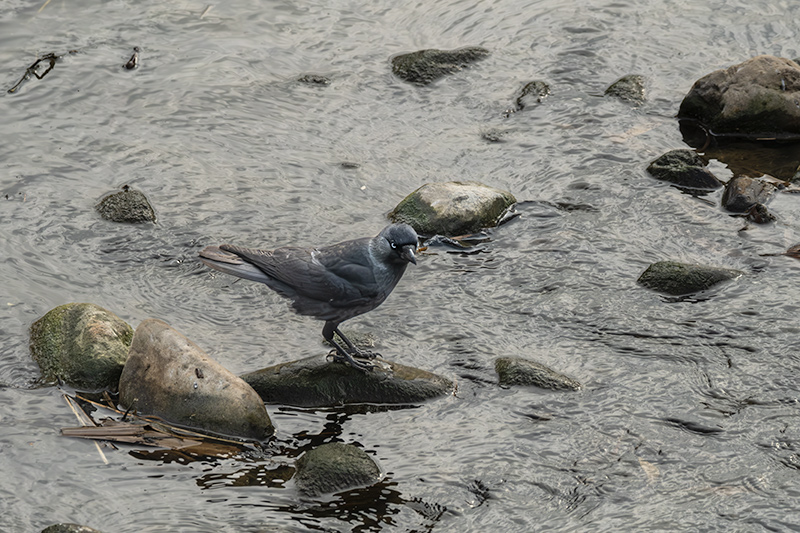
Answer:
[{"left": 401, "top": 245, "right": 417, "bottom": 265}]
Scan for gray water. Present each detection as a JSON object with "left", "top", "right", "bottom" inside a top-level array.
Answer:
[{"left": 2, "top": 0, "right": 800, "bottom": 531}]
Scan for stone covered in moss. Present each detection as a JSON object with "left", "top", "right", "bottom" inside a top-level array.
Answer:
[
  {"left": 389, "top": 181, "right": 516, "bottom": 237},
  {"left": 637, "top": 261, "right": 743, "bottom": 296},
  {"left": 646, "top": 150, "right": 722, "bottom": 191},
  {"left": 95, "top": 186, "right": 156, "bottom": 223},
  {"left": 391, "top": 46, "right": 490, "bottom": 85},
  {"left": 605, "top": 74, "right": 646, "bottom": 105},
  {"left": 294, "top": 442, "right": 381, "bottom": 496},
  {"left": 678, "top": 55, "right": 800, "bottom": 139},
  {"left": 241, "top": 355, "right": 453, "bottom": 407},
  {"left": 29, "top": 303, "right": 133, "bottom": 390},
  {"left": 495, "top": 357, "right": 581, "bottom": 390}
]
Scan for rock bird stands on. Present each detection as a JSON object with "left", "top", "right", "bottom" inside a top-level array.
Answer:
[{"left": 199, "top": 223, "right": 418, "bottom": 371}]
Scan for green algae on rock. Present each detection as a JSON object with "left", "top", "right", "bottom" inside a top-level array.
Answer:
[
  {"left": 389, "top": 181, "right": 516, "bottom": 237},
  {"left": 391, "top": 46, "right": 490, "bottom": 85},
  {"left": 29, "top": 303, "right": 133, "bottom": 390},
  {"left": 637, "top": 261, "right": 743, "bottom": 296}
]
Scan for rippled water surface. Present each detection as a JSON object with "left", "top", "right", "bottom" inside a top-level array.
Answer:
[{"left": 3, "top": 0, "right": 800, "bottom": 531}]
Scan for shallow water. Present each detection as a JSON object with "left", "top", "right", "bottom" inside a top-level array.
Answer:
[{"left": 2, "top": 0, "right": 800, "bottom": 531}]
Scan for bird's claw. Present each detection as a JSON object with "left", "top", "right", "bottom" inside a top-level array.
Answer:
[{"left": 326, "top": 350, "right": 375, "bottom": 372}]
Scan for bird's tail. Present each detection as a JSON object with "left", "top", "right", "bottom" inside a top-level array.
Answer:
[{"left": 198, "top": 246, "right": 273, "bottom": 284}]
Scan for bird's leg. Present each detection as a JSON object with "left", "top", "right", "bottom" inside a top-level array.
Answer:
[
  {"left": 323, "top": 322, "right": 373, "bottom": 372},
  {"left": 334, "top": 328, "right": 380, "bottom": 360}
]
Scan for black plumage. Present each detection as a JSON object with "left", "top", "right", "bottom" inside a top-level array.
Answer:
[{"left": 199, "top": 223, "right": 418, "bottom": 371}]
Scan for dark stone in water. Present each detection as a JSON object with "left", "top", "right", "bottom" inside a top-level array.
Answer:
[
  {"left": 678, "top": 55, "right": 800, "bottom": 140},
  {"left": 391, "top": 46, "right": 490, "bottom": 85},
  {"left": 294, "top": 442, "right": 381, "bottom": 496},
  {"left": 721, "top": 176, "right": 776, "bottom": 213},
  {"left": 637, "top": 261, "right": 742, "bottom": 296},
  {"left": 297, "top": 73, "right": 331, "bottom": 85},
  {"left": 41, "top": 525, "right": 103, "bottom": 533},
  {"left": 605, "top": 74, "right": 646, "bottom": 105},
  {"left": 646, "top": 149, "right": 723, "bottom": 191},
  {"left": 241, "top": 355, "right": 453, "bottom": 407},
  {"left": 505, "top": 80, "right": 550, "bottom": 116},
  {"left": 95, "top": 185, "right": 156, "bottom": 223},
  {"left": 495, "top": 357, "right": 581, "bottom": 390}
]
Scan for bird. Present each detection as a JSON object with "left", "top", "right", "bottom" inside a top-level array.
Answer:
[{"left": 198, "top": 223, "right": 418, "bottom": 371}]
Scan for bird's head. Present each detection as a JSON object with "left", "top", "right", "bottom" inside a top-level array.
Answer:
[{"left": 378, "top": 223, "right": 418, "bottom": 265}]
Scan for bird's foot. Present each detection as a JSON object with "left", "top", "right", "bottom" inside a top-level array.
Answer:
[
  {"left": 347, "top": 348, "right": 381, "bottom": 360},
  {"left": 327, "top": 350, "right": 374, "bottom": 373}
]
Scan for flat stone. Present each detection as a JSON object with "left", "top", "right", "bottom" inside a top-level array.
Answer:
[
  {"left": 241, "top": 355, "right": 453, "bottom": 407},
  {"left": 29, "top": 303, "right": 133, "bottom": 390},
  {"left": 389, "top": 181, "right": 517, "bottom": 237},
  {"left": 119, "top": 319, "right": 273, "bottom": 441},
  {"left": 495, "top": 357, "right": 581, "bottom": 390},
  {"left": 646, "top": 150, "right": 723, "bottom": 191},
  {"left": 294, "top": 442, "right": 381, "bottom": 496},
  {"left": 637, "top": 261, "right": 743, "bottom": 296},
  {"left": 391, "top": 47, "right": 490, "bottom": 85}
]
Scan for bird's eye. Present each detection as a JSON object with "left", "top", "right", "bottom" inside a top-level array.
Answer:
[{"left": 390, "top": 241, "right": 397, "bottom": 249}]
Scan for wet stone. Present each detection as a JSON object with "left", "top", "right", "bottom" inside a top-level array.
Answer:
[
  {"left": 391, "top": 46, "right": 490, "bottom": 85},
  {"left": 495, "top": 357, "right": 581, "bottom": 391},
  {"left": 646, "top": 149, "right": 723, "bottom": 191},
  {"left": 294, "top": 442, "right": 381, "bottom": 497},
  {"left": 505, "top": 80, "right": 550, "bottom": 115},
  {"left": 41, "top": 525, "right": 103, "bottom": 533},
  {"left": 389, "top": 181, "right": 517, "bottom": 237},
  {"left": 721, "top": 176, "right": 777, "bottom": 213},
  {"left": 241, "top": 355, "right": 453, "bottom": 407},
  {"left": 29, "top": 303, "right": 133, "bottom": 390},
  {"left": 605, "top": 74, "right": 646, "bottom": 105},
  {"left": 119, "top": 318, "right": 274, "bottom": 441},
  {"left": 95, "top": 186, "right": 156, "bottom": 223},
  {"left": 637, "top": 261, "right": 743, "bottom": 296}
]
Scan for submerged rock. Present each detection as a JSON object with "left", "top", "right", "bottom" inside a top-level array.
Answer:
[
  {"left": 637, "top": 261, "right": 743, "bottom": 296},
  {"left": 605, "top": 74, "right": 646, "bottom": 105},
  {"left": 505, "top": 80, "right": 550, "bottom": 115},
  {"left": 294, "top": 442, "right": 381, "bottom": 496},
  {"left": 391, "top": 46, "right": 490, "bottom": 85},
  {"left": 297, "top": 73, "right": 331, "bottom": 85},
  {"left": 646, "top": 149, "right": 723, "bottom": 191},
  {"left": 495, "top": 357, "right": 581, "bottom": 390},
  {"left": 241, "top": 355, "right": 453, "bottom": 407},
  {"left": 678, "top": 55, "right": 800, "bottom": 139},
  {"left": 29, "top": 303, "right": 133, "bottom": 390},
  {"left": 41, "top": 525, "right": 103, "bottom": 533},
  {"left": 389, "top": 181, "right": 516, "bottom": 237},
  {"left": 118, "top": 319, "right": 273, "bottom": 440},
  {"left": 721, "top": 176, "right": 777, "bottom": 213},
  {"left": 95, "top": 185, "right": 156, "bottom": 223}
]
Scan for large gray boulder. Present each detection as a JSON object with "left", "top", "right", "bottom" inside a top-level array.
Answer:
[
  {"left": 118, "top": 319, "right": 273, "bottom": 441},
  {"left": 294, "top": 442, "right": 381, "bottom": 496},
  {"left": 391, "top": 46, "right": 490, "bottom": 85},
  {"left": 495, "top": 357, "right": 581, "bottom": 390},
  {"left": 241, "top": 355, "right": 453, "bottom": 407},
  {"left": 389, "top": 181, "right": 516, "bottom": 237},
  {"left": 678, "top": 55, "right": 800, "bottom": 139},
  {"left": 637, "top": 261, "right": 743, "bottom": 296},
  {"left": 29, "top": 303, "right": 133, "bottom": 390}
]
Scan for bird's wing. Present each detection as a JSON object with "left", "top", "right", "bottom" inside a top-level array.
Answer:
[
  {"left": 219, "top": 242, "right": 377, "bottom": 306},
  {"left": 198, "top": 246, "right": 274, "bottom": 284}
]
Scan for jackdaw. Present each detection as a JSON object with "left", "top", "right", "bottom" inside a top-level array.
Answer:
[{"left": 199, "top": 223, "right": 418, "bottom": 371}]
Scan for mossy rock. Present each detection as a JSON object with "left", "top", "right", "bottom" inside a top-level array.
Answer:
[
  {"left": 605, "top": 74, "right": 646, "bottom": 105},
  {"left": 391, "top": 46, "right": 490, "bottom": 85},
  {"left": 29, "top": 303, "right": 133, "bottom": 390},
  {"left": 294, "top": 442, "right": 381, "bottom": 496},
  {"left": 96, "top": 186, "right": 156, "bottom": 223},
  {"left": 637, "top": 261, "right": 743, "bottom": 296},
  {"left": 389, "top": 181, "right": 516, "bottom": 236},
  {"left": 241, "top": 355, "right": 453, "bottom": 407},
  {"left": 495, "top": 357, "right": 581, "bottom": 390},
  {"left": 41, "top": 525, "right": 103, "bottom": 533},
  {"left": 646, "top": 150, "right": 722, "bottom": 191}
]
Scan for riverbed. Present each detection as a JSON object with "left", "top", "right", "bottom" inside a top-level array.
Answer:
[{"left": 2, "top": 0, "right": 800, "bottom": 531}]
